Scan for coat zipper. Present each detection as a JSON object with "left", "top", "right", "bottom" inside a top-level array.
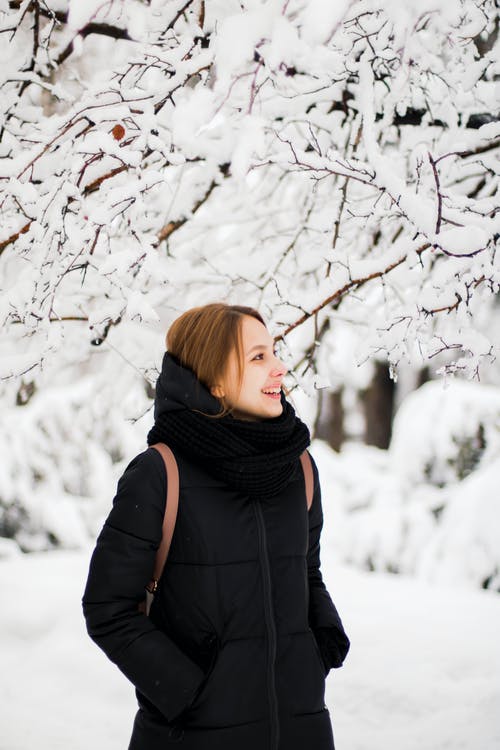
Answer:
[{"left": 253, "top": 500, "right": 280, "bottom": 750}]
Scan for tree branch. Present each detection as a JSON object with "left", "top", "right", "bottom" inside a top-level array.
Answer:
[
  {"left": 82, "top": 165, "right": 129, "bottom": 196},
  {"left": 166, "top": 0, "right": 197, "bottom": 32},
  {"left": 428, "top": 151, "right": 442, "bottom": 234},
  {"left": 155, "top": 179, "right": 217, "bottom": 245},
  {"left": 56, "top": 22, "right": 132, "bottom": 66},
  {"left": 434, "top": 137, "right": 500, "bottom": 163},
  {"left": 274, "top": 243, "right": 431, "bottom": 342},
  {"left": 0, "top": 222, "right": 32, "bottom": 256}
]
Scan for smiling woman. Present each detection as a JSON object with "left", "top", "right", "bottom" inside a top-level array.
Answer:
[{"left": 82, "top": 302, "right": 350, "bottom": 750}]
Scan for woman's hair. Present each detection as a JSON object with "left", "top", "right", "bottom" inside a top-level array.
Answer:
[{"left": 166, "top": 302, "right": 266, "bottom": 416}]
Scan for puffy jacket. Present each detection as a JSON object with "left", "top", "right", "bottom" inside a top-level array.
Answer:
[{"left": 82, "top": 435, "right": 350, "bottom": 750}]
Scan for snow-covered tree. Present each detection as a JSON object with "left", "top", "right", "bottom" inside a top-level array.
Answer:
[{"left": 1, "top": 0, "right": 498, "bottom": 387}]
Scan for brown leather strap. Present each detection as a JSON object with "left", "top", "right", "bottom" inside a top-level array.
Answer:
[
  {"left": 300, "top": 450, "right": 314, "bottom": 511},
  {"left": 147, "top": 443, "right": 179, "bottom": 592}
]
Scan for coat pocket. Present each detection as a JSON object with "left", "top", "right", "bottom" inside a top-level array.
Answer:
[
  {"left": 275, "top": 631, "right": 327, "bottom": 716},
  {"left": 183, "top": 632, "right": 220, "bottom": 714},
  {"left": 180, "top": 636, "right": 267, "bottom": 728}
]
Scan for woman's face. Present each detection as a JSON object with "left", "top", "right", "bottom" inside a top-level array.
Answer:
[{"left": 211, "top": 315, "right": 288, "bottom": 421}]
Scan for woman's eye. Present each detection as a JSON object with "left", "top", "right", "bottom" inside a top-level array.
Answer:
[{"left": 252, "top": 351, "right": 279, "bottom": 361}]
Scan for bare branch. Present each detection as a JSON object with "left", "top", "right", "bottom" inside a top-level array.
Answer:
[
  {"left": 428, "top": 151, "right": 442, "bottom": 234},
  {"left": 166, "top": 0, "right": 197, "bottom": 32},
  {"left": 0, "top": 221, "right": 32, "bottom": 256},
  {"left": 434, "top": 138, "right": 500, "bottom": 163},
  {"left": 82, "top": 165, "right": 129, "bottom": 196}
]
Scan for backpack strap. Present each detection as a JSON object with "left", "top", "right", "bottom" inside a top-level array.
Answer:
[
  {"left": 147, "top": 443, "right": 179, "bottom": 594},
  {"left": 300, "top": 450, "right": 314, "bottom": 511}
]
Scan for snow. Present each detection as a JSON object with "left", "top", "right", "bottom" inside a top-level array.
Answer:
[
  {"left": 211, "top": 8, "right": 277, "bottom": 86},
  {"left": 389, "top": 379, "right": 500, "bottom": 488},
  {"left": 417, "top": 457, "right": 500, "bottom": 589},
  {"left": 299, "top": 0, "right": 352, "bottom": 45},
  {"left": 1, "top": 548, "right": 499, "bottom": 750},
  {"left": 325, "top": 564, "right": 500, "bottom": 750},
  {"left": 435, "top": 226, "right": 490, "bottom": 255},
  {"left": 67, "top": 0, "right": 111, "bottom": 31}
]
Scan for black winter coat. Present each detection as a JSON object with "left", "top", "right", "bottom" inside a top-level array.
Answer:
[{"left": 82, "top": 428, "right": 350, "bottom": 750}]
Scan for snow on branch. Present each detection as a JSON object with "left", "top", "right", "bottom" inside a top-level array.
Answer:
[{"left": 0, "top": 0, "right": 498, "bottom": 394}]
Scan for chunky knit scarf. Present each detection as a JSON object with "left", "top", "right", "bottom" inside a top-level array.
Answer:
[{"left": 146, "top": 353, "right": 310, "bottom": 499}]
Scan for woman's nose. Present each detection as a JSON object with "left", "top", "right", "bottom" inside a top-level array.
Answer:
[{"left": 271, "top": 358, "right": 288, "bottom": 377}]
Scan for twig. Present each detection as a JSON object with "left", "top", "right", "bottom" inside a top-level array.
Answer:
[{"left": 428, "top": 151, "right": 442, "bottom": 234}]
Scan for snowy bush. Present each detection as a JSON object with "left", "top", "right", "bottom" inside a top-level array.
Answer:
[
  {"left": 390, "top": 379, "right": 500, "bottom": 487},
  {"left": 0, "top": 370, "right": 150, "bottom": 553},
  {"left": 315, "top": 379, "right": 500, "bottom": 591}
]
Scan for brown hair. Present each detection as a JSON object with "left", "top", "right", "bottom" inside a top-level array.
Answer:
[{"left": 166, "top": 302, "right": 266, "bottom": 417}]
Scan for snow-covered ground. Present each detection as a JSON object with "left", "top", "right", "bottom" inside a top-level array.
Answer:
[{"left": 1, "top": 548, "right": 499, "bottom": 750}]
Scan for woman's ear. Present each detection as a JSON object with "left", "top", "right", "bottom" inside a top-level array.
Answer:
[{"left": 210, "top": 384, "right": 225, "bottom": 399}]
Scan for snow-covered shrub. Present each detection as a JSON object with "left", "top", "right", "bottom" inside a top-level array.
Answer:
[
  {"left": 314, "top": 379, "right": 500, "bottom": 591},
  {"left": 390, "top": 380, "right": 500, "bottom": 488},
  {"left": 0, "top": 371, "right": 150, "bottom": 552},
  {"left": 417, "top": 457, "right": 500, "bottom": 590}
]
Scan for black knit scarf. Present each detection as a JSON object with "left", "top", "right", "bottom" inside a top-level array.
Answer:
[{"left": 146, "top": 353, "right": 310, "bottom": 499}]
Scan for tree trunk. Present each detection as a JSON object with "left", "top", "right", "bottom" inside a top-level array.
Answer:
[
  {"left": 360, "top": 360, "right": 395, "bottom": 449},
  {"left": 314, "top": 387, "right": 345, "bottom": 452}
]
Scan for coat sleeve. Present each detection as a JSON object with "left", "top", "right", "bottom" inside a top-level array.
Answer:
[
  {"left": 307, "top": 451, "right": 350, "bottom": 671},
  {"left": 81, "top": 447, "right": 205, "bottom": 722}
]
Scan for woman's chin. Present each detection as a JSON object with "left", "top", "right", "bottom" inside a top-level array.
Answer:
[
  {"left": 262, "top": 400, "right": 283, "bottom": 419},
  {"left": 232, "top": 400, "right": 283, "bottom": 421}
]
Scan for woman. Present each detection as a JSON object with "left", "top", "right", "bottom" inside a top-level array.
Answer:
[{"left": 82, "top": 302, "right": 350, "bottom": 750}]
